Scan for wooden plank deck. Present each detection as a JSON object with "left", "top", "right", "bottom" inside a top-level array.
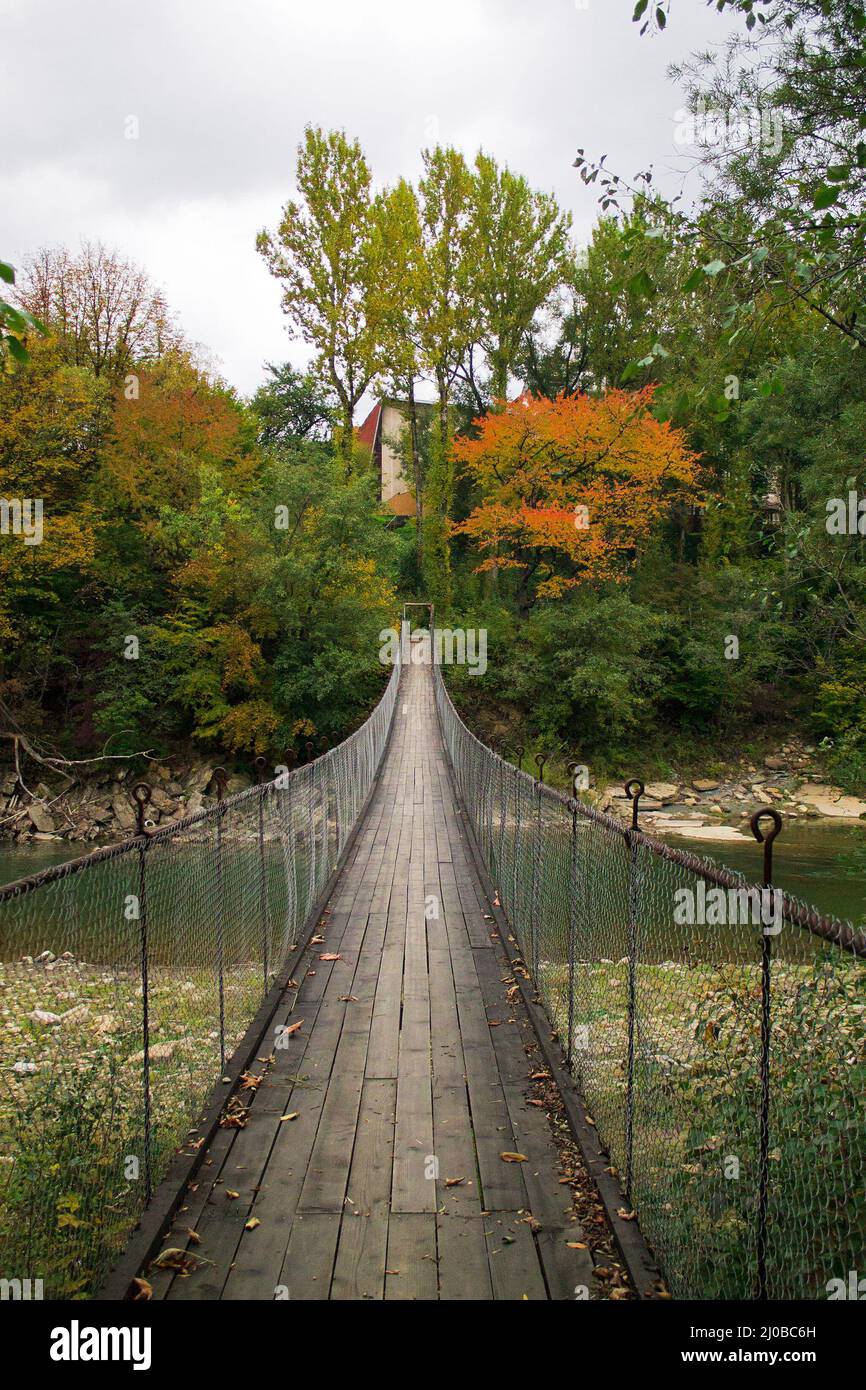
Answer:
[{"left": 149, "top": 661, "right": 595, "bottom": 1300}]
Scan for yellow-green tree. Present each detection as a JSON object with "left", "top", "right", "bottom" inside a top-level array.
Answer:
[{"left": 257, "top": 127, "right": 384, "bottom": 471}]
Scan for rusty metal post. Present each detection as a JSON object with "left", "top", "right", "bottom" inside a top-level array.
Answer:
[
  {"left": 624, "top": 777, "right": 644, "bottom": 1201},
  {"left": 255, "top": 756, "right": 269, "bottom": 997},
  {"left": 212, "top": 767, "right": 228, "bottom": 1071},
  {"left": 751, "top": 806, "right": 783, "bottom": 1302},
  {"left": 131, "top": 782, "right": 153, "bottom": 1201}
]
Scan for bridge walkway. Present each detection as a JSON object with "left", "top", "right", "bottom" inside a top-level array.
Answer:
[{"left": 148, "top": 661, "right": 595, "bottom": 1300}]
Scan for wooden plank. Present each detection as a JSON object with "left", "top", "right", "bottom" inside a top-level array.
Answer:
[
  {"left": 384, "top": 1213, "right": 438, "bottom": 1300},
  {"left": 436, "top": 1213, "right": 493, "bottom": 1300},
  {"left": 276, "top": 1212, "right": 341, "bottom": 1300},
  {"left": 483, "top": 1212, "right": 548, "bottom": 1301},
  {"left": 331, "top": 1077, "right": 396, "bottom": 1301}
]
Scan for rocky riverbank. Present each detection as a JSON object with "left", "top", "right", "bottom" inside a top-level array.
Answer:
[
  {"left": 596, "top": 740, "right": 866, "bottom": 842},
  {"left": 0, "top": 761, "right": 255, "bottom": 848}
]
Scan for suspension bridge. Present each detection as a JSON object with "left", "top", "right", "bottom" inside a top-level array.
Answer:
[{"left": 0, "top": 624, "right": 863, "bottom": 1302}]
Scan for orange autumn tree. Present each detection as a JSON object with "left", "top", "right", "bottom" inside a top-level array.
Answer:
[{"left": 452, "top": 389, "right": 700, "bottom": 604}]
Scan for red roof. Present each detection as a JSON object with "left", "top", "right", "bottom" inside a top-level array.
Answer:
[{"left": 355, "top": 402, "right": 381, "bottom": 449}]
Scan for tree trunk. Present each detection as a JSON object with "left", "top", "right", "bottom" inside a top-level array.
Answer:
[
  {"left": 339, "top": 402, "right": 354, "bottom": 475},
  {"left": 408, "top": 378, "right": 423, "bottom": 572}
]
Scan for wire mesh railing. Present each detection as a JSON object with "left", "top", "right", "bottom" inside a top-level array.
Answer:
[
  {"left": 434, "top": 658, "right": 866, "bottom": 1301},
  {"left": 0, "top": 654, "right": 401, "bottom": 1299}
]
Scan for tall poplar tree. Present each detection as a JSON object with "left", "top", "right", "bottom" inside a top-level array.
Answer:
[{"left": 257, "top": 126, "right": 383, "bottom": 470}]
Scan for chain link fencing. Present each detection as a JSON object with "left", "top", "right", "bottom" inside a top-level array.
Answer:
[
  {"left": 434, "top": 659, "right": 866, "bottom": 1301},
  {"left": 0, "top": 654, "right": 400, "bottom": 1298}
]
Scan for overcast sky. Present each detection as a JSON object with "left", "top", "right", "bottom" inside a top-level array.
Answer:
[{"left": 1, "top": 0, "right": 732, "bottom": 397}]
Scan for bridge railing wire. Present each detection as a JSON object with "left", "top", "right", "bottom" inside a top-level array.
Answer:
[
  {"left": 433, "top": 658, "right": 866, "bottom": 1301},
  {"left": 0, "top": 653, "right": 401, "bottom": 1299}
]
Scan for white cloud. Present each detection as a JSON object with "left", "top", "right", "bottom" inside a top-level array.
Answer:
[{"left": 1, "top": 0, "right": 733, "bottom": 395}]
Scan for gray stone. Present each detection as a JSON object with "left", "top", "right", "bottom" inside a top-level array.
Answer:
[
  {"left": 27, "top": 801, "right": 55, "bottom": 833},
  {"left": 111, "top": 793, "right": 136, "bottom": 832},
  {"left": 644, "top": 781, "right": 679, "bottom": 803}
]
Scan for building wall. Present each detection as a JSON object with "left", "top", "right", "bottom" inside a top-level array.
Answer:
[{"left": 380, "top": 403, "right": 412, "bottom": 505}]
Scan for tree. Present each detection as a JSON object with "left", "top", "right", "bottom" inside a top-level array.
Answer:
[
  {"left": 100, "top": 353, "right": 252, "bottom": 521},
  {"left": 1, "top": 259, "right": 46, "bottom": 369},
  {"left": 416, "top": 146, "right": 477, "bottom": 455},
  {"left": 0, "top": 337, "right": 107, "bottom": 645},
  {"left": 372, "top": 177, "right": 426, "bottom": 563},
  {"left": 581, "top": 1, "right": 866, "bottom": 371},
  {"left": 257, "top": 126, "right": 384, "bottom": 471},
  {"left": 414, "top": 147, "right": 478, "bottom": 602},
  {"left": 250, "top": 361, "right": 336, "bottom": 445},
  {"left": 452, "top": 390, "right": 700, "bottom": 609},
  {"left": 16, "top": 242, "right": 180, "bottom": 380},
  {"left": 468, "top": 153, "right": 572, "bottom": 403}
]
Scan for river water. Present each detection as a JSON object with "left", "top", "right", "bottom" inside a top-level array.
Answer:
[{"left": 1, "top": 815, "right": 864, "bottom": 928}]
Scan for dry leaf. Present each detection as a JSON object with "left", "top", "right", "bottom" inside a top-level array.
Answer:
[
  {"left": 566, "top": 1241, "right": 588, "bottom": 1249},
  {"left": 280, "top": 1112, "right": 299, "bottom": 1122},
  {"left": 617, "top": 1208, "right": 638, "bottom": 1222},
  {"left": 445, "top": 1176, "right": 466, "bottom": 1187},
  {"left": 245, "top": 1218, "right": 261, "bottom": 1231},
  {"left": 226, "top": 1190, "right": 240, "bottom": 1200},
  {"left": 319, "top": 952, "right": 343, "bottom": 961},
  {"left": 131, "top": 1277, "right": 152, "bottom": 1300},
  {"left": 500, "top": 1152, "right": 528, "bottom": 1163},
  {"left": 152, "top": 1247, "right": 211, "bottom": 1277},
  {"left": 185, "top": 1228, "right": 201, "bottom": 1245}
]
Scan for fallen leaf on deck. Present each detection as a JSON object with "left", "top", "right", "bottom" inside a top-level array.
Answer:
[
  {"left": 185, "top": 1228, "right": 201, "bottom": 1245},
  {"left": 280, "top": 1112, "right": 299, "bottom": 1122},
  {"left": 566, "top": 1241, "right": 588, "bottom": 1249},
  {"left": 319, "top": 953, "right": 343, "bottom": 961},
  {"left": 339, "top": 994, "right": 358, "bottom": 1002},
  {"left": 500, "top": 1152, "right": 528, "bottom": 1163},
  {"left": 226, "top": 1191, "right": 240, "bottom": 1199},
  {"left": 152, "top": 1248, "right": 212, "bottom": 1277},
  {"left": 445, "top": 1177, "right": 465, "bottom": 1187},
  {"left": 131, "top": 1277, "right": 152, "bottom": 1300},
  {"left": 245, "top": 1218, "right": 261, "bottom": 1231},
  {"left": 617, "top": 1208, "right": 638, "bottom": 1221}
]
